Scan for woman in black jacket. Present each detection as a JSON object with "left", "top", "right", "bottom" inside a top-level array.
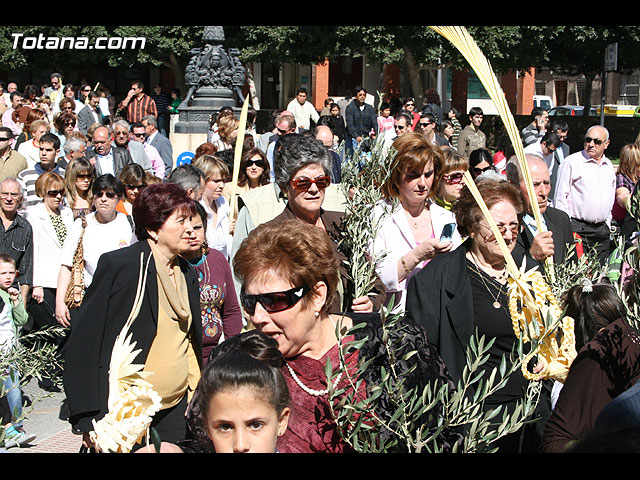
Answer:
[{"left": 63, "top": 182, "right": 203, "bottom": 450}]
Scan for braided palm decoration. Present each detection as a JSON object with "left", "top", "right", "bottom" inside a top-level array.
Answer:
[
  {"left": 429, "top": 24, "right": 577, "bottom": 383},
  {"left": 90, "top": 252, "right": 163, "bottom": 452}
]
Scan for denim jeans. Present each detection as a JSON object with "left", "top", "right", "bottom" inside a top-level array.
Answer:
[{"left": 2, "top": 366, "right": 22, "bottom": 427}]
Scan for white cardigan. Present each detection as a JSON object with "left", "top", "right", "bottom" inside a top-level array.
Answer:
[
  {"left": 26, "top": 202, "right": 75, "bottom": 289},
  {"left": 371, "top": 198, "right": 462, "bottom": 314}
]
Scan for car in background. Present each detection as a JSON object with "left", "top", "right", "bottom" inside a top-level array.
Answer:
[{"left": 548, "top": 105, "right": 598, "bottom": 116}]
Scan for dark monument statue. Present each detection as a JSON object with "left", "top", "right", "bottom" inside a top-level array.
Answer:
[{"left": 174, "top": 26, "right": 246, "bottom": 134}]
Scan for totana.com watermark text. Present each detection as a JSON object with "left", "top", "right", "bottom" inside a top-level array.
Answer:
[{"left": 11, "top": 33, "right": 146, "bottom": 50}]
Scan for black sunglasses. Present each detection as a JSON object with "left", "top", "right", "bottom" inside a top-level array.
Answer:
[
  {"left": 472, "top": 165, "right": 493, "bottom": 175},
  {"left": 240, "top": 285, "right": 311, "bottom": 315},
  {"left": 246, "top": 159, "right": 265, "bottom": 168},
  {"left": 584, "top": 136, "right": 604, "bottom": 146}
]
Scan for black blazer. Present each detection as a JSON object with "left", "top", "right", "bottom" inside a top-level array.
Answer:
[
  {"left": 405, "top": 240, "right": 537, "bottom": 385},
  {"left": 512, "top": 206, "right": 575, "bottom": 270},
  {"left": 63, "top": 240, "right": 203, "bottom": 433}
]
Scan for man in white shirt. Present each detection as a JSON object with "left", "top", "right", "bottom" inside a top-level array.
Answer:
[
  {"left": 523, "top": 131, "right": 562, "bottom": 179},
  {"left": 553, "top": 125, "right": 616, "bottom": 265},
  {"left": 286, "top": 87, "right": 319, "bottom": 131},
  {"left": 87, "top": 126, "right": 133, "bottom": 177}
]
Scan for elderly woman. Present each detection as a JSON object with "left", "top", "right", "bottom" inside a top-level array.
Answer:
[
  {"left": 191, "top": 154, "right": 231, "bottom": 260},
  {"left": 371, "top": 132, "right": 462, "bottom": 313},
  {"left": 434, "top": 147, "right": 469, "bottom": 211},
  {"left": 25, "top": 172, "right": 75, "bottom": 391},
  {"left": 55, "top": 174, "right": 133, "bottom": 327},
  {"left": 183, "top": 202, "right": 242, "bottom": 365},
  {"left": 268, "top": 133, "right": 385, "bottom": 314},
  {"left": 63, "top": 182, "right": 202, "bottom": 450},
  {"left": 228, "top": 219, "right": 453, "bottom": 453},
  {"left": 405, "top": 176, "right": 545, "bottom": 452}
]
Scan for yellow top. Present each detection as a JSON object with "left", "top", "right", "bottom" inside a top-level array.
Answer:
[{"left": 143, "top": 245, "right": 201, "bottom": 409}]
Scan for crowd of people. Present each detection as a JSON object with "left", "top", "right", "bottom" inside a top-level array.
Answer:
[{"left": 0, "top": 77, "right": 639, "bottom": 454}]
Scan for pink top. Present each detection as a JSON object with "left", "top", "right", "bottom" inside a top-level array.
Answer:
[{"left": 553, "top": 150, "right": 616, "bottom": 225}]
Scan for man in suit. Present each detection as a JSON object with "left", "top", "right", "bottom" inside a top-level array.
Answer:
[
  {"left": 141, "top": 115, "right": 172, "bottom": 178},
  {"left": 77, "top": 91, "right": 105, "bottom": 135},
  {"left": 506, "top": 154, "right": 574, "bottom": 270},
  {"left": 86, "top": 126, "right": 133, "bottom": 177}
]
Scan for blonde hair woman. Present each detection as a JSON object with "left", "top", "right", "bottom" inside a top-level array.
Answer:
[
  {"left": 191, "top": 154, "right": 232, "bottom": 259},
  {"left": 63, "top": 158, "right": 94, "bottom": 220}
]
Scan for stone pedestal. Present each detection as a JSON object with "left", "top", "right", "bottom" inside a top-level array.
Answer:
[{"left": 173, "top": 86, "right": 241, "bottom": 134}]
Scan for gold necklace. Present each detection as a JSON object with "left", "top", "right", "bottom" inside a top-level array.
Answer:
[{"left": 467, "top": 253, "right": 506, "bottom": 310}]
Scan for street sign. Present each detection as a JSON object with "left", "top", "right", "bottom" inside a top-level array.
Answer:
[
  {"left": 605, "top": 43, "right": 618, "bottom": 72},
  {"left": 176, "top": 151, "right": 194, "bottom": 166}
]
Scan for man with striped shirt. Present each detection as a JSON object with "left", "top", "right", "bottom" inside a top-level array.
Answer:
[
  {"left": 117, "top": 80, "right": 157, "bottom": 124},
  {"left": 17, "top": 133, "right": 64, "bottom": 210}
]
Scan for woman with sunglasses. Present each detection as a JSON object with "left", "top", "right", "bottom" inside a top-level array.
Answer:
[
  {"left": 55, "top": 174, "right": 133, "bottom": 328},
  {"left": 371, "top": 132, "right": 462, "bottom": 313},
  {"left": 469, "top": 148, "right": 495, "bottom": 179},
  {"left": 63, "top": 182, "right": 202, "bottom": 451},
  {"left": 406, "top": 176, "right": 546, "bottom": 452},
  {"left": 25, "top": 172, "right": 75, "bottom": 390},
  {"left": 267, "top": 134, "right": 385, "bottom": 314},
  {"left": 231, "top": 219, "right": 454, "bottom": 453},
  {"left": 183, "top": 202, "right": 242, "bottom": 365},
  {"left": 63, "top": 158, "right": 94, "bottom": 220},
  {"left": 435, "top": 148, "right": 469, "bottom": 211},
  {"left": 52, "top": 111, "right": 78, "bottom": 156},
  {"left": 117, "top": 163, "right": 147, "bottom": 226},
  {"left": 237, "top": 147, "right": 270, "bottom": 193}
]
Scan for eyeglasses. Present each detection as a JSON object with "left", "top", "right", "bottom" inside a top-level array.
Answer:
[
  {"left": 125, "top": 184, "right": 145, "bottom": 190},
  {"left": 472, "top": 165, "right": 493, "bottom": 175},
  {"left": 76, "top": 174, "right": 92, "bottom": 180},
  {"left": 246, "top": 159, "right": 264, "bottom": 168},
  {"left": 404, "top": 103, "right": 414, "bottom": 107},
  {"left": 64, "top": 122, "right": 75, "bottom": 127},
  {"left": 479, "top": 222, "right": 520, "bottom": 238},
  {"left": 131, "top": 132, "right": 145, "bottom": 138},
  {"left": 289, "top": 175, "right": 331, "bottom": 192},
  {"left": 584, "top": 136, "right": 605, "bottom": 146},
  {"left": 394, "top": 125, "right": 406, "bottom": 130},
  {"left": 443, "top": 172, "right": 465, "bottom": 184},
  {"left": 0, "top": 137, "right": 12, "bottom": 141},
  {"left": 418, "top": 122, "right": 432, "bottom": 129},
  {"left": 95, "top": 191, "right": 117, "bottom": 199},
  {"left": 46, "top": 189, "right": 64, "bottom": 197},
  {"left": 240, "top": 285, "right": 311, "bottom": 315}
]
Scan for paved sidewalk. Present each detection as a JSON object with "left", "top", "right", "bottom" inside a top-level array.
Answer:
[{"left": 7, "top": 377, "right": 82, "bottom": 453}]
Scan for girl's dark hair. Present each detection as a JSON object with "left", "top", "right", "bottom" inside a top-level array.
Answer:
[
  {"left": 186, "top": 330, "right": 290, "bottom": 452},
  {"left": 92, "top": 174, "right": 124, "bottom": 198},
  {"left": 563, "top": 282, "right": 626, "bottom": 350}
]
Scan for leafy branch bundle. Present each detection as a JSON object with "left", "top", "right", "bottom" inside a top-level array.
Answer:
[{"left": 338, "top": 133, "right": 396, "bottom": 301}]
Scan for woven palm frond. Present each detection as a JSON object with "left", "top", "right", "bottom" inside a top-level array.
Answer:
[
  {"left": 429, "top": 26, "right": 553, "bottom": 280},
  {"left": 90, "top": 252, "right": 163, "bottom": 453}
]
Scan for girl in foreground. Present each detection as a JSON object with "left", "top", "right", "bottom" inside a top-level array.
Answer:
[{"left": 149, "top": 330, "right": 290, "bottom": 453}]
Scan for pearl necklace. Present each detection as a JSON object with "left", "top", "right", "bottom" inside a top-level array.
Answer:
[{"left": 285, "top": 361, "right": 344, "bottom": 397}]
